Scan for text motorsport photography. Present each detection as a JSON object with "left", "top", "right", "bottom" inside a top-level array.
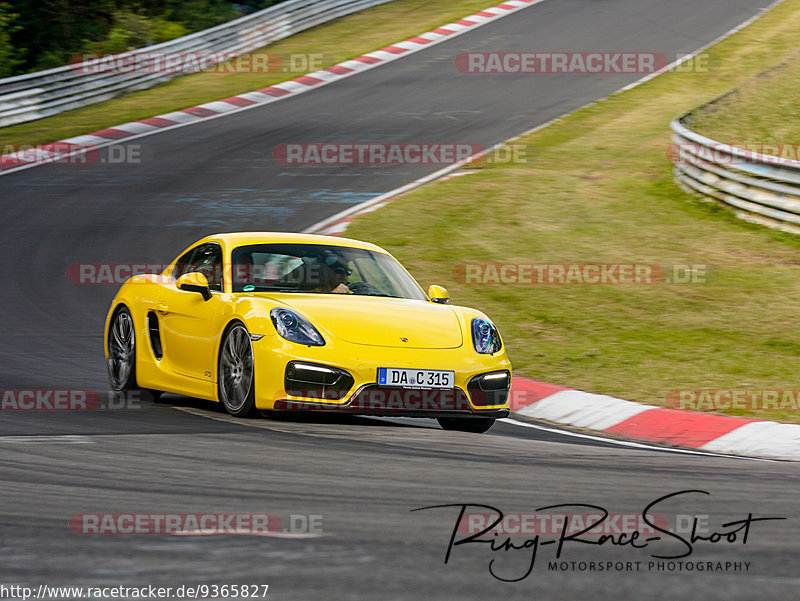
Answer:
[{"left": 413, "top": 491, "right": 784, "bottom": 581}]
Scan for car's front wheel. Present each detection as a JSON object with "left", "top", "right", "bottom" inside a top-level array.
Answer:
[
  {"left": 437, "top": 417, "right": 496, "bottom": 433},
  {"left": 218, "top": 322, "right": 256, "bottom": 417}
]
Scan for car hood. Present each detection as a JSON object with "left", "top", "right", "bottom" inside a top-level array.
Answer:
[{"left": 278, "top": 295, "right": 464, "bottom": 349}]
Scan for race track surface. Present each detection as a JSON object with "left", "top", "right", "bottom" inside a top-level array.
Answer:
[{"left": 1, "top": 1, "right": 797, "bottom": 599}]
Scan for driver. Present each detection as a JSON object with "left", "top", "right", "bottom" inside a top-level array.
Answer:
[{"left": 315, "top": 251, "right": 351, "bottom": 294}]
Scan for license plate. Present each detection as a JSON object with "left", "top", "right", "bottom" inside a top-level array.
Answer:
[{"left": 377, "top": 368, "right": 455, "bottom": 389}]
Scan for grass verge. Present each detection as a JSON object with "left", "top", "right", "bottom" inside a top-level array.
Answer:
[
  {"left": 345, "top": 0, "right": 800, "bottom": 423},
  {"left": 690, "top": 51, "right": 800, "bottom": 146},
  {"left": 0, "top": 0, "right": 496, "bottom": 150}
]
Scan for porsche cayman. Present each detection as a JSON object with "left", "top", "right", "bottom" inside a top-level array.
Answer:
[{"left": 104, "top": 233, "right": 511, "bottom": 432}]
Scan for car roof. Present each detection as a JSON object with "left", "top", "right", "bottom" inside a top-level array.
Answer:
[{"left": 195, "top": 232, "right": 388, "bottom": 254}]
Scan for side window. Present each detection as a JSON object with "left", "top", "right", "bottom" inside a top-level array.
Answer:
[
  {"left": 173, "top": 248, "right": 195, "bottom": 280},
  {"left": 189, "top": 244, "right": 223, "bottom": 292},
  {"left": 173, "top": 244, "right": 224, "bottom": 292}
]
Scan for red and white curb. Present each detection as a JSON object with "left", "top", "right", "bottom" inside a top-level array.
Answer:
[
  {"left": 509, "top": 377, "right": 800, "bottom": 461},
  {"left": 0, "top": 0, "right": 545, "bottom": 176}
]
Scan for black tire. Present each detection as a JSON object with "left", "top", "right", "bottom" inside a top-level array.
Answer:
[
  {"left": 107, "top": 306, "right": 164, "bottom": 404},
  {"left": 217, "top": 322, "right": 257, "bottom": 417},
  {"left": 107, "top": 306, "right": 137, "bottom": 392},
  {"left": 437, "top": 417, "right": 496, "bottom": 433}
]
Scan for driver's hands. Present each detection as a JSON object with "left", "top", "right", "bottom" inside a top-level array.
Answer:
[{"left": 332, "top": 283, "right": 350, "bottom": 294}]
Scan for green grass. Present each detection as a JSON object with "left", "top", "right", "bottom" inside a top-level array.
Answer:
[
  {"left": 690, "top": 51, "right": 800, "bottom": 145},
  {"left": 0, "top": 0, "right": 495, "bottom": 151},
  {"left": 345, "top": 0, "right": 800, "bottom": 423}
]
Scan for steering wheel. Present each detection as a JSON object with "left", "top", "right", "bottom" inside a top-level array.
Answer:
[{"left": 347, "top": 281, "right": 386, "bottom": 296}]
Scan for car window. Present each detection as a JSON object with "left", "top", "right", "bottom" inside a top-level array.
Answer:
[
  {"left": 352, "top": 255, "right": 395, "bottom": 291},
  {"left": 173, "top": 243, "right": 224, "bottom": 292},
  {"left": 172, "top": 248, "right": 195, "bottom": 280},
  {"left": 230, "top": 243, "right": 427, "bottom": 299}
]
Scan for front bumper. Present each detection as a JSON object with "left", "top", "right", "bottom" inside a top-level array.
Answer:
[{"left": 252, "top": 336, "right": 511, "bottom": 416}]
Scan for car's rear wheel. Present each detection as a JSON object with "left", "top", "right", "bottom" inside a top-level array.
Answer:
[
  {"left": 218, "top": 322, "right": 256, "bottom": 417},
  {"left": 107, "top": 306, "right": 162, "bottom": 403},
  {"left": 437, "top": 417, "right": 496, "bottom": 433}
]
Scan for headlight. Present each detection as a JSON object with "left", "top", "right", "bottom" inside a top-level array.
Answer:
[
  {"left": 471, "top": 317, "right": 502, "bottom": 354},
  {"left": 270, "top": 308, "right": 325, "bottom": 346}
]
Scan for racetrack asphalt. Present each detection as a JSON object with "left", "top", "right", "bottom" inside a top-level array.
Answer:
[{"left": 1, "top": 0, "right": 798, "bottom": 599}]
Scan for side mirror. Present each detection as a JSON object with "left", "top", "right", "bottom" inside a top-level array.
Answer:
[
  {"left": 428, "top": 284, "right": 449, "bottom": 304},
  {"left": 177, "top": 272, "right": 212, "bottom": 301}
]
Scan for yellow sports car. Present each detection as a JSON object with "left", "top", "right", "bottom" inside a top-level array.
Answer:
[{"left": 105, "top": 233, "right": 511, "bottom": 432}]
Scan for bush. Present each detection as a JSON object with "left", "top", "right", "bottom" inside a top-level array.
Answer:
[
  {"left": 87, "top": 11, "right": 190, "bottom": 54},
  {"left": 2, "top": 0, "right": 278, "bottom": 76},
  {"left": 0, "top": 2, "right": 24, "bottom": 76}
]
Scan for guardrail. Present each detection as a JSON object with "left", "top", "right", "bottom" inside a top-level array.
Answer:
[
  {"left": 670, "top": 114, "right": 800, "bottom": 234},
  {"left": 0, "top": 0, "right": 394, "bottom": 128}
]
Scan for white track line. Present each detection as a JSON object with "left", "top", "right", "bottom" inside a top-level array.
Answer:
[
  {"left": 500, "top": 418, "right": 776, "bottom": 462},
  {"left": 0, "top": 435, "right": 93, "bottom": 444}
]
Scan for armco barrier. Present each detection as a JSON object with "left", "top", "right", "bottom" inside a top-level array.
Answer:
[
  {"left": 0, "top": 0, "right": 394, "bottom": 127},
  {"left": 670, "top": 113, "right": 800, "bottom": 234}
]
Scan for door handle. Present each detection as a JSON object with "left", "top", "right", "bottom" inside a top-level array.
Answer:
[{"left": 157, "top": 302, "right": 169, "bottom": 314}]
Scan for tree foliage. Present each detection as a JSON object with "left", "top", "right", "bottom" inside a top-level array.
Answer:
[
  {"left": 0, "top": 0, "right": 285, "bottom": 76},
  {"left": 0, "top": 2, "right": 24, "bottom": 76}
]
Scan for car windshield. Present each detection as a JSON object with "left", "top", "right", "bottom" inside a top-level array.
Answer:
[{"left": 230, "top": 243, "right": 427, "bottom": 300}]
